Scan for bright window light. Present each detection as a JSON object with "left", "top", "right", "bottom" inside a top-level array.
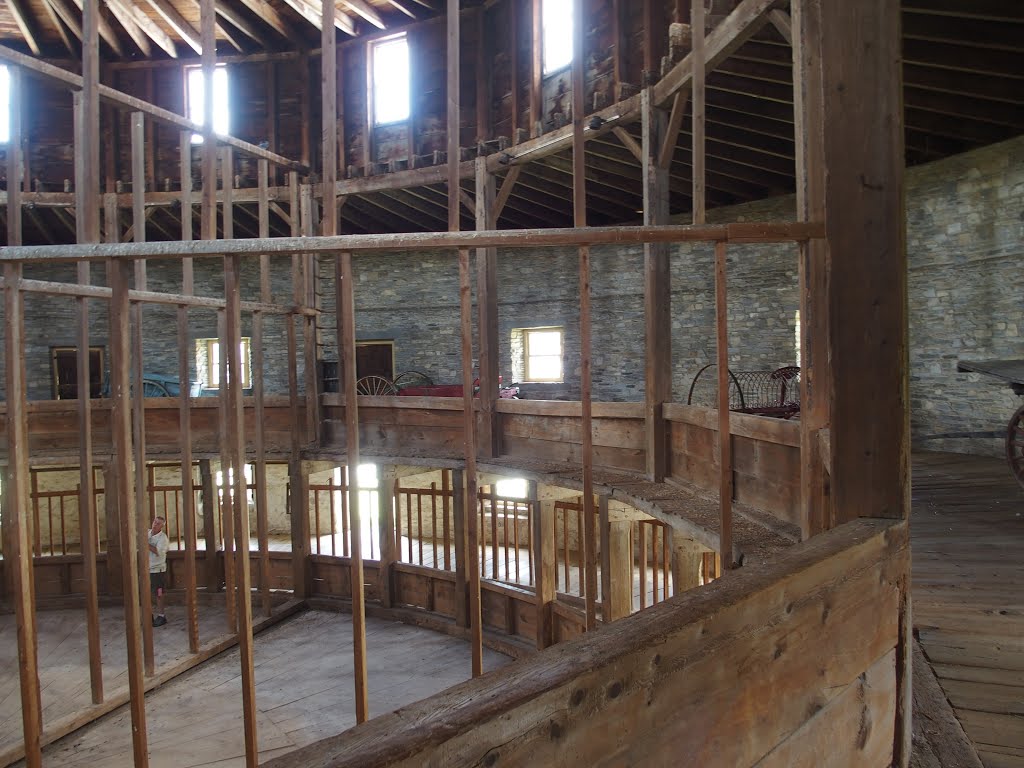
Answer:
[
  {"left": 199, "top": 337, "right": 251, "bottom": 389},
  {"left": 356, "top": 463, "right": 379, "bottom": 489},
  {"left": 542, "top": 0, "right": 574, "bottom": 75},
  {"left": 525, "top": 328, "right": 564, "bottom": 382},
  {"left": 495, "top": 478, "right": 528, "bottom": 499},
  {"left": 372, "top": 35, "right": 410, "bottom": 125},
  {"left": 0, "top": 66, "right": 10, "bottom": 144},
  {"left": 187, "top": 66, "right": 230, "bottom": 144}
]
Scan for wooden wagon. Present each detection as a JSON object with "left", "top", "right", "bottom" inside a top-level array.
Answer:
[{"left": 957, "top": 359, "right": 1024, "bottom": 489}]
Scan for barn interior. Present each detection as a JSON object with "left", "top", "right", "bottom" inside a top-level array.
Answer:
[{"left": 0, "top": 0, "right": 1022, "bottom": 766}]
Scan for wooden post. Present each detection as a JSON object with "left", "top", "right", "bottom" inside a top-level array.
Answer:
[
  {"left": 449, "top": 0, "right": 483, "bottom": 679},
  {"left": 792, "top": 0, "right": 829, "bottom": 541},
  {"left": 475, "top": 8, "right": 491, "bottom": 143},
  {"left": 74, "top": 15, "right": 103, "bottom": 701},
  {"left": 199, "top": 459, "right": 220, "bottom": 593},
  {"left": 179, "top": 129, "right": 200, "bottom": 652},
  {"left": 642, "top": 88, "right": 671, "bottom": 482},
  {"left": 508, "top": 3, "right": 519, "bottom": 142},
  {"left": 815, "top": 3, "right": 910, "bottom": 763},
  {"left": 450, "top": 469, "right": 469, "bottom": 627},
  {"left": 533, "top": 494, "right": 555, "bottom": 649},
  {"left": 130, "top": 111, "right": 156, "bottom": 676},
  {"left": 570, "top": 0, "right": 597, "bottom": 632},
  {"left": 254, "top": 159, "right": 272, "bottom": 617},
  {"left": 691, "top": 0, "right": 705, "bottom": 225},
  {"left": 322, "top": 2, "right": 338, "bottom": 239},
  {"left": 3, "top": 64, "right": 43, "bottom": 765},
  {"left": 603, "top": 507, "right": 633, "bottom": 623},
  {"left": 714, "top": 241, "right": 733, "bottom": 568},
  {"left": 103, "top": 462, "right": 123, "bottom": 596},
  {"left": 672, "top": 535, "right": 703, "bottom": 592},
  {"left": 475, "top": 157, "right": 500, "bottom": 458},
  {"left": 217, "top": 310, "right": 237, "bottom": 634},
  {"left": 110, "top": 253, "right": 150, "bottom": 767},
  {"left": 224, "top": 247, "right": 260, "bottom": 767},
  {"left": 201, "top": 0, "right": 217, "bottom": 241},
  {"left": 530, "top": 0, "right": 541, "bottom": 137},
  {"left": 377, "top": 466, "right": 398, "bottom": 609},
  {"left": 289, "top": 460, "right": 311, "bottom": 598}
]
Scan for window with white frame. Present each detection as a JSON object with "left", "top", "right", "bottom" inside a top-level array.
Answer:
[
  {"left": 0, "top": 66, "right": 10, "bottom": 144},
  {"left": 186, "top": 65, "right": 230, "bottom": 143},
  {"left": 542, "top": 0, "right": 574, "bottom": 74},
  {"left": 522, "top": 327, "right": 564, "bottom": 382},
  {"left": 197, "top": 337, "right": 252, "bottom": 390},
  {"left": 371, "top": 33, "right": 410, "bottom": 125}
]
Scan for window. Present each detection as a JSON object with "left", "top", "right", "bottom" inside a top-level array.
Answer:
[
  {"left": 371, "top": 34, "right": 410, "bottom": 125},
  {"left": 51, "top": 347, "right": 104, "bottom": 400},
  {"left": 197, "top": 337, "right": 252, "bottom": 390},
  {"left": 0, "top": 66, "right": 9, "bottom": 144},
  {"left": 523, "top": 327, "right": 563, "bottom": 382},
  {"left": 186, "top": 65, "right": 230, "bottom": 143},
  {"left": 495, "top": 478, "right": 527, "bottom": 499},
  {"left": 542, "top": 0, "right": 574, "bottom": 74}
]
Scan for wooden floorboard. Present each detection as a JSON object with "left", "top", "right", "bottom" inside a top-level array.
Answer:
[{"left": 912, "top": 452, "right": 1024, "bottom": 768}]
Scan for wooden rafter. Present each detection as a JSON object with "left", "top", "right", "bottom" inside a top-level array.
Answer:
[
  {"left": 383, "top": 0, "right": 416, "bottom": 20},
  {"left": 105, "top": 1, "right": 153, "bottom": 57},
  {"left": 144, "top": 0, "right": 203, "bottom": 54},
  {"left": 70, "top": 0, "right": 125, "bottom": 55},
  {"left": 340, "top": 0, "right": 386, "bottom": 29},
  {"left": 106, "top": 0, "right": 179, "bottom": 57},
  {"left": 4, "top": 0, "right": 42, "bottom": 54},
  {"left": 215, "top": 0, "right": 272, "bottom": 47},
  {"left": 280, "top": 0, "right": 356, "bottom": 36},
  {"left": 235, "top": 0, "right": 303, "bottom": 43}
]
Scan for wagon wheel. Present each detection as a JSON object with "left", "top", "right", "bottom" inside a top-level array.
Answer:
[
  {"left": 355, "top": 375, "right": 397, "bottom": 396},
  {"left": 393, "top": 370, "right": 433, "bottom": 390},
  {"left": 1007, "top": 404, "right": 1024, "bottom": 489},
  {"left": 686, "top": 363, "right": 746, "bottom": 411}
]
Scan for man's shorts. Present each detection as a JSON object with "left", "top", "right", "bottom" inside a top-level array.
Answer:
[{"left": 150, "top": 570, "right": 166, "bottom": 595}]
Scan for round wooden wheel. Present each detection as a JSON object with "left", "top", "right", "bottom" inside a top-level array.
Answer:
[
  {"left": 1007, "top": 404, "right": 1024, "bottom": 489},
  {"left": 355, "top": 375, "right": 397, "bottom": 396},
  {"left": 393, "top": 370, "right": 433, "bottom": 390}
]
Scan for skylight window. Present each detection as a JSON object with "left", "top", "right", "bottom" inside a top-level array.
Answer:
[
  {"left": 0, "top": 66, "right": 10, "bottom": 144},
  {"left": 542, "top": 0, "right": 574, "bottom": 75},
  {"left": 371, "top": 34, "right": 410, "bottom": 125},
  {"left": 186, "top": 65, "right": 230, "bottom": 144}
]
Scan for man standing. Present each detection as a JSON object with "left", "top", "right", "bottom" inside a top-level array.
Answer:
[{"left": 148, "top": 515, "right": 169, "bottom": 627}]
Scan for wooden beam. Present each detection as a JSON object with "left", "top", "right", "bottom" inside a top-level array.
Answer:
[
  {"left": 340, "top": 0, "right": 385, "bottom": 29},
  {"left": 105, "top": 0, "right": 152, "bottom": 57},
  {"left": 491, "top": 165, "right": 520, "bottom": 222},
  {"left": 254, "top": 159, "right": 272, "bottom": 618},
  {"left": 769, "top": 9, "right": 792, "bottom": 44},
  {"left": 612, "top": 126, "right": 643, "bottom": 162},
  {"left": 145, "top": 0, "right": 202, "bottom": 54},
  {"left": 322, "top": 0, "right": 338, "bottom": 238},
  {"left": 475, "top": 157, "right": 500, "bottom": 459},
  {"left": 691, "top": 0, "right": 705, "bottom": 224},
  {"left": 70, "top": 0, "right": 125, "bottom": 55},
  {"left": 6, "top": 0, "right": 43, "bottom": 54},
  {"left": 529, "top": 0, "right": 541, "bottom": 137},
  {"left": 236, "top": 0, "right": 302, "bottom": 43},
  {"left": 658, "top": 90, "right": 688, "bottom": 169},
  {"left": 215, "top": 0, "right": 271, "bottom": 47},
  {"left": 105, "top": 0, "right": 178, "bottom": 57},
  {"left": 39, "top": 0, "right": 77, "bottom": 55},
  {"left": 383, "top": 0, "right": 416, "bottom": 19},
  {"left": 642, "top": 88, "right": 670, "bottom": 482},
  {"left": 3, "top": 63, "right": 43, "bottom": 768},
  {"left": 714, "top": 240, "right": 734, "bottom": 568}
]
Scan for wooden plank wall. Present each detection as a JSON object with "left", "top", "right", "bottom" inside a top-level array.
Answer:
[
  {"left": 264, "top": 518, "right": 909, "bottom": 768},
  {"left": 0, "top": 399, "right": 305, "bottom": 460}
]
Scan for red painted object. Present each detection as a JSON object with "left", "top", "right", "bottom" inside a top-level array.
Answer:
[{"left": 398, "top": 384, "right": 466, "bottom": 397}]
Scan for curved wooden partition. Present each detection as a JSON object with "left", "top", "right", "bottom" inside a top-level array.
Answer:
[{"left": 266, "top": 519, "right": 909, "bottom": 768}]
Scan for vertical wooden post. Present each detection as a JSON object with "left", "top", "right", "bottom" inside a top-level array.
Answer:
[
  {"left": 178, "top": 130, "right": 200, "bottom": 652},
  {"left": 217, "top": 310, "right": 237, "bottom": 634},
  {"left": 199, "top": 459, "right": 220, "bottom": 592},
  {"left": 602, "top": 502, "right": 633, "bottom": 623},
  {"left": 110, "top": 253, "right": 150, "bottom": 767},
  {"left": 254, "top": 160, "right": 272, "bottom": 617},
  {"left": 130, "top": 112, "right": 156, "bottom": 676},
  {"left": 691, "top": 0, "right": 705, "bottom": 225},
  {"left": 530, "top": 0, "right": 542, "bottom": 137},
  {"left": 672, "top": 535, "right": 703, "bottom": 592},
  {"left": 377, "top": 466, "right": 398, "bottom": 609},
  {"left": 475, "top": 157, "right": 500, "bottom": 458},
  {"left": 714, "top": 241, "right": 733, "bottom": 568},
  {"left": 448, "top": 469, "right": 467, "bottom": 626},
  {"left": 475, "top": 8, "right": 491, "bottom": 143},
  {"left": 322, "top": 2, "right": 338, "bottom": 239},
  {"left": 338, "top": 246, "right": 369, "bottom": 723},
  {"left": 289, "top": 460, "right": 311, "bottom": 598},
  {"left": 792, "top": 0, "right": 829, "bottom": 541},
  {"left": 532, "top": 494, "right": 555, "bottom": 649},
  {"left": 448, "top": 0, "right": 483, "bottom": 679},
  {"left": 103, "top": 462, "right": 123, "bottom": 596},
  {"left": 74, "top": 10, "right": 103, "bottom": 700},
  {"left": 642, "top": 88, "right": 671, "bottom": 482},
  {"left": 4, "top": 64, "right": 43, "bottom": 767},
  {"left": 224, "top": 249, "right": 259, "bottom": 767},
  {"left": 508, "top": 3, "right": 520, "bottom": 142},
  {"left": 570, "top": 0, "right": 597, "bottom": 632},
  {"left": 299, "top": 186, "right": 320, "bottom": 447},
  {"left": 816, "top": 3, "right": 910, "bottom": 762}
]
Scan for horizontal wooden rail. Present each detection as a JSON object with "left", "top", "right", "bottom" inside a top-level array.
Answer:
[
  {"left": 0, "top": 46, "right": 307, "bottom": 173},
  {"left": 0, "top": 222, "right": 825, "bottom": 263},
  {"left": 0, "top": 277, "right": 317, "bottom": 316}
]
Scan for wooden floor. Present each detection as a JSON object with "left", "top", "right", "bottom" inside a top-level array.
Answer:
[
  {"left": 912, "top": 452, "right": 1024, "bottom": 768},
  {"left": 4, "top": 608, "right": 508, "bottom": 767}
]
